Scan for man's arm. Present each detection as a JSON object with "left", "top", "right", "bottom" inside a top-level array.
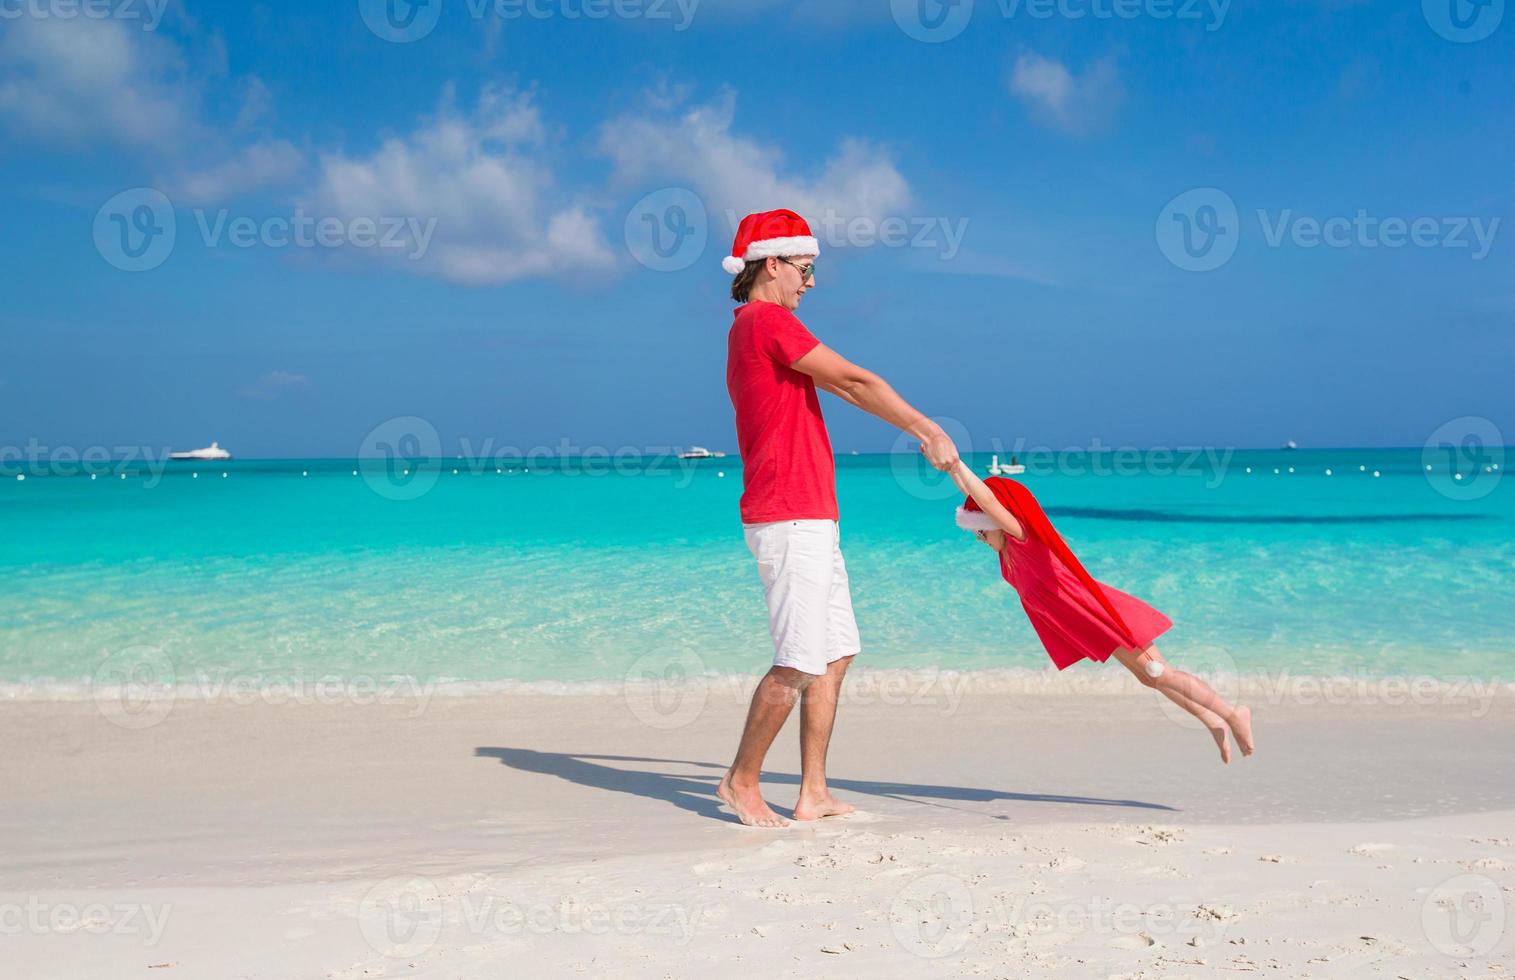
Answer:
[{"left": 792, "top": 342, "right": 959, "bottom": 470}]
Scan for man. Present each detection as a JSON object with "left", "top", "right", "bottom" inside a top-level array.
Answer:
[{"left": 717, "top": 209, "right": 960, "bottom": 827}]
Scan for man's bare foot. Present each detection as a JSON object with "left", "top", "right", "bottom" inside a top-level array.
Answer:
[
  {"left": 793, "top": 791, "right": 856, "bottom": 821},
  {"left": 1229, "top": 705, "right": 1254, "bottom": 757},
  {"left": 1207, "top": 723, "right": 1232, "bottom": 764},
  {"left": 717, "top": 772, "right": 788, "bottom": 828}
]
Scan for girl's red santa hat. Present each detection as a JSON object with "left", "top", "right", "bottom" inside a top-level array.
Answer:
[
  {"left": 721, "top": 208, "right": 820, "bottom": 275},
  {"left": 956, "top": 481, "right": 1015, "bottom": 533}
]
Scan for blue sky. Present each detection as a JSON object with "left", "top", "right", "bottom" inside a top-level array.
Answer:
[{"left": 2, "top": 0, "right": 1511, "bottom": 458}]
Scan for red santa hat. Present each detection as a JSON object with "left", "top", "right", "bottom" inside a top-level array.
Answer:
[
  {"left": 955, "top": 483, "right": 1013, "bottom": 533},
  {"left": 721, "top": 208, "right": 820, "bottom": 275}
]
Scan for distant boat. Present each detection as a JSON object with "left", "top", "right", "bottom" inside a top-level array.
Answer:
[
  {"left": 169, "top": 441, "right": 232, "bottom": 461},
  {"left": 679, "top": 446, "right": 720, "bottom": 459},
  {"left": 1283, "top": 440, "right": 1299, "bottom": 450},
  {"left": 988, "top": 453, "right": 1025, "bottom": 476}
]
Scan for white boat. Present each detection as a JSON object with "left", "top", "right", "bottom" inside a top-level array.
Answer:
[
  {"left": 169, "top": 441, "right": 232, "bottom": 461},
  {"left": 988, "top": 453, "right": 1025, "bottom": 476},
  {"left": 679, "top": 446, "right": 716, "bottom": 459},
  {"left": 1283, "top": 440, "right": 1299, "bottom": 450}
]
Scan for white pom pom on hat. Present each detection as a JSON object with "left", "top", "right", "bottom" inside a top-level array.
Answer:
[{"left": 722, "top": 208, "right": 819, "bottom": 274}]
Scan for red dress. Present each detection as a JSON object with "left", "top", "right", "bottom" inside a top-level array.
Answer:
[{"left": 998, "top": 530, "right": 1172, "bottom": 670}]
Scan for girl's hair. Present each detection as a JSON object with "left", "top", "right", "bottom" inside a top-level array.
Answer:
[{"left": 730, "top": 260, "right": 764, "bottom": 302}]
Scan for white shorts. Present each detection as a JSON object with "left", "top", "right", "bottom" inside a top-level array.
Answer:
[{"left": 743, "top": 519, "right": 861, "bottom": 675}]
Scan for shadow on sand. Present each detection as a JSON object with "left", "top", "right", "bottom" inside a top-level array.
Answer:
[{"left": 475, "top": 748, "right": 1176, "bottom": 824}]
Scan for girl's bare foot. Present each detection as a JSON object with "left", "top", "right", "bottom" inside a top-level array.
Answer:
[
  {"left": 717, "top": 772, "right": 789, "bottom": 828},
  {"left": 793, "top": 792, "right": 856, "bottom": 821},
  {"left": 1229, "top": 705, "right": 1255, "bottom": 757},
  {"left": 1208, "top": 723, "right": 1232, "bottom": 764}
]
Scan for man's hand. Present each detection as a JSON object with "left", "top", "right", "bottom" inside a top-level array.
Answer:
[{"left": 919, "top": 429, "right": 960, "bottom": 472}]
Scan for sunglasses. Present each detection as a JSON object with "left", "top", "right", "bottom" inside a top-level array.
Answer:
[{"left": 777, "top": 257, "right": 816, "bottom": 282}]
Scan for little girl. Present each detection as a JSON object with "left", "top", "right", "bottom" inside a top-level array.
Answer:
[{"left": 948, "top": 460, "right": 1255, "bottom": 763}]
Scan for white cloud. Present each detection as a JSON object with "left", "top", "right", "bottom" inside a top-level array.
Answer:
[
  {"left": 1008, "top": 53, "right": 1122, "bottom": 137},
  {"left": 0, "top": 17, "right": 308, "bottom": 206},
  {"left": 170, "top": 140, "right": 305, "bottom": 204},
  {"left": 599, "top": 91, "right": 912, "bottom": 243},
  {"left": 304, "top": 85, "right": 615, "bottom": 286},
  {"left": 0, "top": 16, "right": 195, "bottom": 149}
]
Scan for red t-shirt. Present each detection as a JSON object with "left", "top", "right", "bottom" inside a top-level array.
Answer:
[{"left": 726, "top": 301, "right": 839, "bottom": 524}]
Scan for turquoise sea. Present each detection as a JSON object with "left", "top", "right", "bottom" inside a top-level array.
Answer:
[{"left": 2, "top": 448, "right": 1512, "bottom": 690}]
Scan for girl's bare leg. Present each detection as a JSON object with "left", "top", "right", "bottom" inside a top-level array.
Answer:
[{"left": 1113, "top": 643, "right": 1255, "bottom": 763}]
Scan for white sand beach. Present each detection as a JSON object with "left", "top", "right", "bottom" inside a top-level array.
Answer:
[{"left": 5, "top": 673, "right": 1513, "bottom": 978}]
